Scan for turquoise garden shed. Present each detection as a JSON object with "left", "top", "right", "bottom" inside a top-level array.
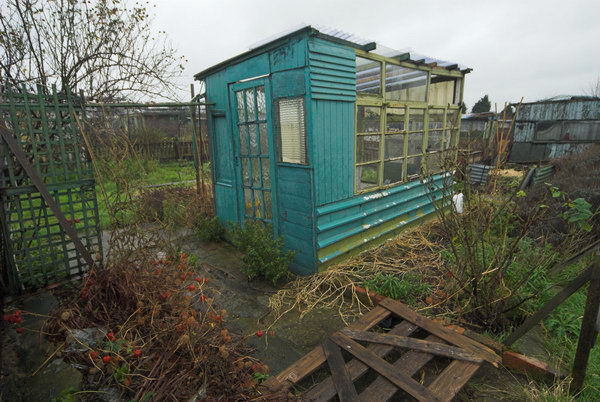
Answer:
[{"left": 194, "top": 25, "right": 470, "bottom": 275}]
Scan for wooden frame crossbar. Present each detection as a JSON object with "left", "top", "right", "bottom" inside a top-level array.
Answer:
[{"left": 264, "top": 298, "right": 500, "bottom": 401}]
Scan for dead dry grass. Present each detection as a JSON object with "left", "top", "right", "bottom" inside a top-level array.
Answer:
[{"left": 268, "top": 222, "right": 447, "bottom": 325}]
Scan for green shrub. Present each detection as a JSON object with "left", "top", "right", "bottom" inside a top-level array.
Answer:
[
  {"left": 230, "top": 220, "right": 295, "bottom": 285},
  {"left": 196, "top": 215, "right": 224, "bottom": 242},
  {"left": 363, "top": 273, "right": 430, "bottom": 304}
]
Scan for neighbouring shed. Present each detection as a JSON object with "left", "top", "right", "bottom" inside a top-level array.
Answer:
[
  {"left": 194, "top": 25, "right": 470, "bottom": 274},
  {"left": 509, "top": 96, "right": 600, "bottom": 163}
]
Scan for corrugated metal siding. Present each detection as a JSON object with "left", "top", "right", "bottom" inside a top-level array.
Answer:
[
  {"left": 315, "top": 175, "right": 448, "bottom": 266},
  {"left": 510, "top": 99, "right": 600, "bottom": 163},
  {"left": 518, "top": 99, "right": 600, "bottom": 121},
  {"left": 308, "top": 38, "right": 356, "bottom": 102},
  {"left": 513, "top": 122, "right": 535, "bottom": 142},
  {"left": 311, "top": 99, "right": 354, "bottom": 206}
]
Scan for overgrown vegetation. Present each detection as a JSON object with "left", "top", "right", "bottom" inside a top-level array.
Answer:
[
  {"left": 363, "top": 273, "right": 430, "bottom": 303},
  {"left": 45, "top": 248, "right": 265, "bottom": 400},
  {"left": 196, "top": 215, "right": 225, "bottom": 242},
  {"left": 230, "top": 220, "right": 295, "bottom": 285}
]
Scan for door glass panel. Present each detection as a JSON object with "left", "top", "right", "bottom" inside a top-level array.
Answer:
[
  {"left": 384, "top": 160, "right": 404, "bottom": 185},
  {"left": 256, "top": 87, "right": 266, "bottom": 120},
  {"left": 261, "top": 158, "right": 270, "bottom": 187},
  {"left": 244, "top": 188, "right": 253, "bottom": 217},
  {"left": 241, "top": 158, "right": 250, "bottom": 186},
  {"left": 236, "top": 91, "right": 246, "bottom": 122},
  {"left": 252, "top": 158, "right": 260, "bottom": 187},
  {"left": 384, "top": 134, "right": 404, "bottom": 159},
  {"left": 264, "top": 191, "right": 272, "bottom": 220},
  {"left": 245, "top": 89, "right": 256, "bottom": 121},
  {"left": 357, "top": 135, "right": 380, "bottom": 163},
  {"left": 239, "top": 126, "right": 248, "bottom": 155},
  {"left": 248, "top": 124, "right": 258, "bottom": 155},
  {"left": 259, "top": 123, "right": 268, "bottom": 154},
  {"left": 253, "top": 190, "right": 263, "bottom": 218},
  {"left": 356, "top": 163, "right": 380, "bottom": 191},
  {"left": 357, "top": 106, "right": 381, "bottom": 133}
]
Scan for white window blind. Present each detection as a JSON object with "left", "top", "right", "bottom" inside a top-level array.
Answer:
[{"left": 278, "top": 98, "right": 307, "bottom": 164}]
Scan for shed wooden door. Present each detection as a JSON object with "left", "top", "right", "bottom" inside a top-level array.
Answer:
[{"left": 231, "top": 80, "right": 276, "bottom": 226}]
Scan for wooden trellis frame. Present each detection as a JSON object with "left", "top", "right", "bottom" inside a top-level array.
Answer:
[
  {"left": 264, "top": 298, "right": 500, "bottom": 401},
  {"left": 0, "top": 85, "right": 101, "bottom": 294}
]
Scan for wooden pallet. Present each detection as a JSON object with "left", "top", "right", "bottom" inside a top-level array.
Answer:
[{"left": 264, "top": 298, "right": 500, "bottom": 401}]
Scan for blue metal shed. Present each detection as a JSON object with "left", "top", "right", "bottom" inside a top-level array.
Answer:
[{"left": 194, "top": 25, "right": 470, "bottom": 275}]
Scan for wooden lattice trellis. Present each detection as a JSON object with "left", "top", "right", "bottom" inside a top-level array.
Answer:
[{"left": 0, "top": 85, "right": 102, "bottom": 294}]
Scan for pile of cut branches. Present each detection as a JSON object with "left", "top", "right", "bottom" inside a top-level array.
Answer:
[{"left": 46, "top": 250, "right": 266, "bottom": 401}]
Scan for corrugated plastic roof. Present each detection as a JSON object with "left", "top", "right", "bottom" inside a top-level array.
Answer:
[{"left": 195, "top": 24, "right": 470, "bottom": 79}]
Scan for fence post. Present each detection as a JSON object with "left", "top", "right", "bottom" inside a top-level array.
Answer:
[{"left": 571, "top": 258, "right": 600, "bottom": 394}]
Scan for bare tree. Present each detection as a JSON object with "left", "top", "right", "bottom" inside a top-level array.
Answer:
[
  {"left": 586, "top": 74, "right": 600, "bottom": 97},
  {"left": 0, "top": 0, "right": 186, "bottom": 101}
]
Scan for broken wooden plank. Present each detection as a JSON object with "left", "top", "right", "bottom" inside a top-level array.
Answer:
[
  {"left": 304, "top": 320, "right": 418, "bottom": 400},
  {"left": 341, "top": 329, "right": 483, "bottom": 363},
  {"left": 428, "top": 360, "right": 481, "bottom": 402},
  {"left": 359, "top": 334, "right": 443, "bottom": 402},
  {"left": 322, "top": 338, "right": 359, "bottom": 401},
  {"left": 379, "top": 298, "right": 500, "bottom": 366},
  {"left": 329, "top": 332, "right": 441, "bottom": 402},
  {"left": 263, "top": 305, "right": 391, "bottom": 391}
]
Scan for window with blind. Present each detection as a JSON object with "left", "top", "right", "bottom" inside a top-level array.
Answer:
[{"left": 277, "top": 97, "right": 307, "bottom": 164}]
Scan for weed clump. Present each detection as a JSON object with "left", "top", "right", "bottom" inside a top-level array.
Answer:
[
  {"left": 230, "top": 220, "right": 295, "bottom": 285},
  {"left": 196, "top": 215, "right": 225, "bottom": 242},
  {"left": 363, "top": 273, "right": 430, "bottom": 304}
]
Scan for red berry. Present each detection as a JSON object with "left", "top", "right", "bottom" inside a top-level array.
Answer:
[
  {"left": 133, "top": 349, "right": 142, "bottom": 357},
  {"left": 89, "top": 351, "right": 99, "bottom": 359},
  {"left": 102, "top": 355, "right": 111, "bottom": 364},
  {"left": 187, "top": 284, "right": 196, "bottom": 292},
  {"left": 15, "top": 327, "right": 24, "bottom": 334},
  {"left": 195, "top": 277, "right": 202, "bottom": 283},
  {"left": 74, "top": 218, "right": 81, "bottom": 223},
  {"left": 180, "top": 273, "right": 186, "bottom": 280},
  {"left": 256, "top": 330, "right": 263, "bottom": 337},
  {"left": 203, "top": 278, "right": 210, "bottom": 284},
  {"left": 106, "top": 332, "right": 116, "bottom": 341},
  {"left": 14, "top": 310, "right": 21, "bottom": 317},
  {"left": 14, "top": 316, "right": 23, "bottom": 324}
]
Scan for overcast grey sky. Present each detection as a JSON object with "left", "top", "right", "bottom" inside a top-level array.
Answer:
[{"left": 153, "top": 0, "right": 600, "bottom": 110}]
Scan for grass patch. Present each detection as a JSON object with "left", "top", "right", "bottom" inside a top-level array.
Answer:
[{"left": 96, "top": 160, "right": 197, "bottom": 228}]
